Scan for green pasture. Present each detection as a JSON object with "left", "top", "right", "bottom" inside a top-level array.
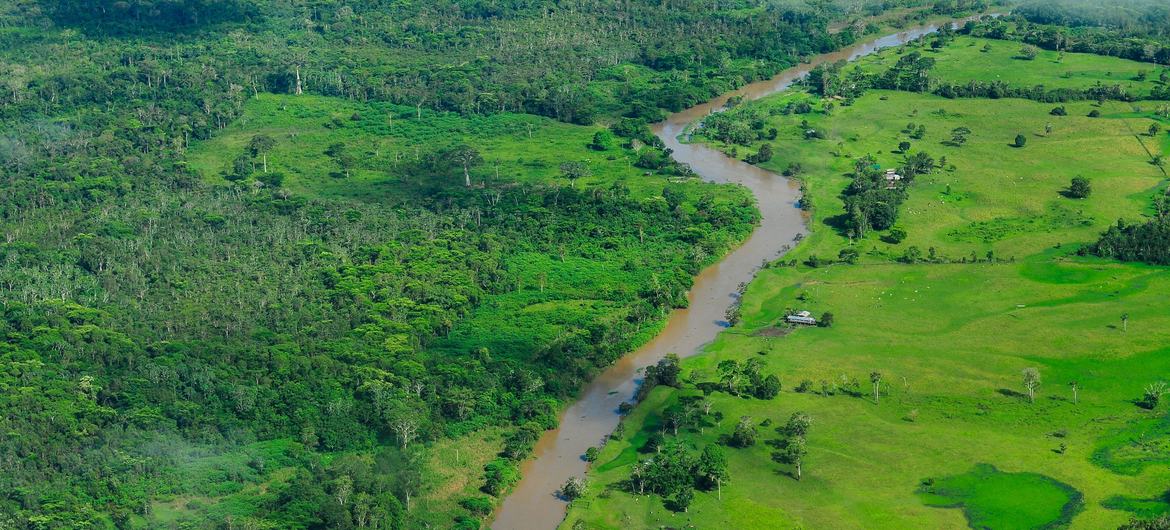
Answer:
[
  {"left": 188, "top": 93, "right": 705, "bottom": 201},
  {"left": 710, "top": 91, "right": 1166, "bottom": 263},
  {"left": 857, "top": 35, "right": 1167, "bottom": 97},
  {"left": 567, "top": 45, "right": 1170, "bottom": 530}
]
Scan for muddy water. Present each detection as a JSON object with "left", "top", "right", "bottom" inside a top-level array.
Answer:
[{"left": 491, "top": 16, "right": 991, "bottom": 530}]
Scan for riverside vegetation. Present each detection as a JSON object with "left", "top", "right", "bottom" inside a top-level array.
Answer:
[
  {"left": 0, "top": 0, "right": 1021, "bottom": 528},
  {"left": 565, "top": 6, "right": 1170, "bottom": 530}
]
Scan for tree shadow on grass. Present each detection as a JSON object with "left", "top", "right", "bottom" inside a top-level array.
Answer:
[
  {"left": 822, "top": 212, "right": 853, "bottom": 237},
  {"left": 997, "top": 388, "right": 1029, "bottom": 400}
]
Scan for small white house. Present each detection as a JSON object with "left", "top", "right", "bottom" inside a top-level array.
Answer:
[
  {"left": 884, "top": 169, "right": 904, "bottom": 189},
  {"left": 786, "top": 311, "right": 817, "bottom": 326}
]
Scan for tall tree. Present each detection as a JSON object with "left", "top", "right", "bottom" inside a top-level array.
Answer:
[
  {"left": 1022, "top": 367, "right": 1042, "bottom": 403},
  {"left": 451, "top": 145, "right": 483, "bottom": 187}
]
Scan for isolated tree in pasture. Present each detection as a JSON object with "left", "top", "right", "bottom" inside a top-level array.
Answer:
[
  {"left": 1022, "top": 367, "right": 1042, "bottom": 403},
  {"left": 1122, "top": 313, "right": 1130, "bottom": 332},
  {"left": 870, "top": 371, "right": 883, "bottom": 404},
  {"left": 783, "top": 412, "right": 812, "bottom": 438},
  {"left": 1044, "top": 123, "right": 1053, "bottom": 136},
  {"left": 451, "top": 145, "right": 483, "bottom": 187},
  {"left": 1014, "top": 134, "right": 1028, "bottom": 148},
  {"left": 1068, "top": 381, "right": 1080, "bottom": 405},
  {"left": 773, "top": 436, "right": 808, "bottom": 480},
  {"left": 1150, "top": 123, "right": 1162, "bottom": 137},
  {"left": 898, "top": 141, "right": 911, "bottom": 153},
  {"left": 1019, "top": 44, "right": 1040, "bottom": 60},
  {"left": 731, "top": 416, "right": 757, "bottom": 448},
  {"left": 950, "top": 127, "right": 971, "bottom": 146},
  {"left": 718, "top": 360, "right": 743, "bottom": 395},
  {"left": 559, "top": 161, "right": 591, "bottom": 188},
  {"left": 325, "top": 142, "right": 356, "bottom": 178},
  {"left": 1068, "top": 177, "right": 1092, "bottom": 198},
  {"left": 248, "top": 134, "right": 276, "bottom": 172},
  {"left": 1138, "top": 382, "right": 1167, "bottom": 410},
  {"left": 697, "top": 445, "right": 730, "bottom": 499}
]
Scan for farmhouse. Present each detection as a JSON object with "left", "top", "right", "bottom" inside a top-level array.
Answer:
[
  {"left": 884, "top": 169, "right": 903, "bottom": 189},
  {"left": 786, "top": 310, "right": 817, "bottom": 326}
]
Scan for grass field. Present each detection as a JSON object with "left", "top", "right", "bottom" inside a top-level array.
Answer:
[
  {"left": 856, "top": 35, "right": 1168, "bottom": 97},
  {"left": 564, "top": 44, "right": 1170, "bottom": 530},
  {"left": 187, "top": 94, "right": 706, "bottom": 201}
]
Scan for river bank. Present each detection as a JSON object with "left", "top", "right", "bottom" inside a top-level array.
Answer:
[{"left": 490, "top": 13, "right": 996, "bottom": 530}]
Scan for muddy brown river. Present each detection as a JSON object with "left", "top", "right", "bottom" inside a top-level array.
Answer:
[{"left": 491, "top": 15, "right": 993, "bottom": 530}]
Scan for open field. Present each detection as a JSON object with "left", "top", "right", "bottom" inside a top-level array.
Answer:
[
  {"left": 565, "top": 43, "right": 1170, "bottom": 530},
  {"left": 856, "top": 35, "right": 1168, "bottom": 97},
  {"left": 187, "top": 94, "right": 696, "bottom": 201}
]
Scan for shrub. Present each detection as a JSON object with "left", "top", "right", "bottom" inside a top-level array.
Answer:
[
  {"left": 459, "top": 496, "right": 494, "bottom": 517},
  {"left": 1050, "top": 106, "right": 1067, "bottom": 116},
  {"left": 1067, "top": 177, "right": 1092, "bottom": 199},
  {"left": 883, "top": 227, "right": 908, "bottom": 244},
  {"left": 560, "top": 477, "right": 587, "bottom": 500},
  {"left": 1014, "top": 134, "right": 1028, "bottom": 148}
]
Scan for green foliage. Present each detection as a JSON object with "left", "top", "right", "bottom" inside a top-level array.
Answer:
[
  {"left": 1068, "top": 176, "right": 1093, "bottom": 198},
  {"left": 1085, "top": 218, "right": 1170, "bottom": 264},
  {"left": 918, "top": 464, "right": 1084, "bottom": 530}
]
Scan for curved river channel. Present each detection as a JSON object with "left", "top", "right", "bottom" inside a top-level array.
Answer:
[{"left": 491, "top": 15, "right": 992, "bottom": 530}]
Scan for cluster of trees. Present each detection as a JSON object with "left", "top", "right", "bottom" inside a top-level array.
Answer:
[
  {"left": 1084, "top": 215, "right": 1170, "bottom": 265},
  {"left": 714, "top": 358, "right": 783, "bottom": 400},
  {"left": 844, "top": 155, "right": 911, "bottom": 238},
  {"left": 934, "top": 78, "right": 1139, "bottom": 102},
  {"left": 976, "top": 11, "right": 1170, "bottom": 66},
  {"left": 1014, "top": 0, "right": 1170, "bottom": 38},
  {"left": 629, "top": 442, "right": 729, "bottom": 512},
  {"left": 701, "top": 110, "right": 782, "bottom": 147}
]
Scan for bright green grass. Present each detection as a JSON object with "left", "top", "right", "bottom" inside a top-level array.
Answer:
[
  {"left": 1103, "top": 491, "right": 1170, "bottom": 519},
  {"left": 567, "top": 48, "right": 1170, "bottom": 530},
  {"left": 856, "top": 35, "right": 1167, "bottom": 97},
  {"left": 188, "top": 93, "right": 701, "bottom": 201},
  {"left": 919, "top": 463, "right": 1083, "bottom": 530},
  {"left": 1092, "top": 416, "right": 1170, "bottom": 476},
  {"left": 707, "top": 91, "right": 1165, "bottom": 264}
]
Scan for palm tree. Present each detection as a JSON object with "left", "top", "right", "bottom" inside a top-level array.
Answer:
[
  {"left": 1121, "top": 313, "right": 1129, "bottom": 332},
  {"left": 1068, "top": 381, "right": 1079, "bottom": 405},
  {"left": 869, "top": 371, "right": 883, "bottom": 404}
]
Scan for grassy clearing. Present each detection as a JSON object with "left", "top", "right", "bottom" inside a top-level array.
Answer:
[
  {"left": 566, "top": 47, "right": 1170, "bottom": 530},
  {"left": 857, "top": 35, "right": 1168, "bottom": 97},
  {"left": 188, "top": 94, "right": 706, "bottom": 201},
  {"left": 919, "top": 463, "right": 1083, "bottom": 529},
  {"left": 711, "top": 91, "right": 1164, "bottom": 263}
]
